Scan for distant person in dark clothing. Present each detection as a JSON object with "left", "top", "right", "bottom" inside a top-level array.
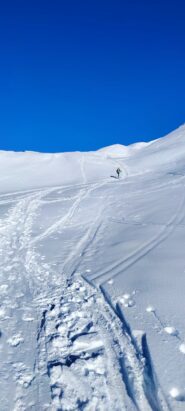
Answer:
[{"left": 116, "top": 168, "right": 121, "bottom": 178}]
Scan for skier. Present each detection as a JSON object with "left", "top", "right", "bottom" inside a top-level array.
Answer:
[{"left": 116, "top": 168, "right": 121, "bottom": 179}]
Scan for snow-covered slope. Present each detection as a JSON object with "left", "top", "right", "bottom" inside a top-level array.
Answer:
[
  {"left": 98, "top": 141, "right": 149, "bottom": 157},
  {"left": 0, "top": 125, "right": 185, "bottom": 410},
  {"left": 127, "top": 124, "right": 185, "bottom": 173},
  {"left": 0, "top": 150, "right": 113, "bottom": 193}
]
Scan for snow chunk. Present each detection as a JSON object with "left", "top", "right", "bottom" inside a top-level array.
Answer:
[
  {"left": 0, "top": 306, "right": 6, "bottom": 318},
  {"left": 164, "top": 327, "right": 178, "bottom": 336},
  {"left": 169, "top": 387, "right": 185, "bottom": 401},
  {"left": 179, "top": 343, "right": 185, "bottom": 354},
  {"left": 72, "top": 333, "right": 104, "bottom": 355},
  {"left": 146, "top": 306, "right": 155, "bottom": 313},
  {"left": 8, "top": 334, "right": 24, "bottom": 347}
]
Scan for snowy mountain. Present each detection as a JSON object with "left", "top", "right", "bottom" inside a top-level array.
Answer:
[{"left": 1, "top": 125, "right": 185, "bottom": 410}]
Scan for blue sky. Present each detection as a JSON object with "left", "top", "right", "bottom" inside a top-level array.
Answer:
[{"left": 1, "top": 0, "right": 185, "bottom": 152}]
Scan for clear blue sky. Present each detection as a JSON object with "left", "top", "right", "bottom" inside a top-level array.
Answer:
[{"left": 1, "top": 0, "right": 185, "bottom": 152}]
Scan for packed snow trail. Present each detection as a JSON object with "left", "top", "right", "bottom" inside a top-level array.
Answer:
[{"left": 0, "top": 180, "right": 171, "bottom": 411}]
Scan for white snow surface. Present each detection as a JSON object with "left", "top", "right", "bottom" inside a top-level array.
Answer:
[{"left": 1, "top": 124, "right": 185, "bottom": 410}]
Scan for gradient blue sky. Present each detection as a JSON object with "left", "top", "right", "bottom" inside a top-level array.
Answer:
[{"left": 1, "top": 0, "right": 185, "bottom": 152}]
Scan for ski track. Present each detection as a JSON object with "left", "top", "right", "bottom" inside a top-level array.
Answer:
[
  {"left": 38, "top": 275, "right": 130, "bottom": 411},
  {"left": 80, "top": 154, "right": 87, "bottom": 185},
  {"left": 90, "top": 179, "right": 185, "bottom": 287},
  {"left": 0, "top": 177, "right": 176, "bottom": 410},
  {"left": 30, "top": 180, "right": 107, "bottom": 246},
  {"left": 32, "top": 182, "right": 131, "bottom": 411},
  {"left": 44, "top": 181, "right": 170, "bottom": 411}
]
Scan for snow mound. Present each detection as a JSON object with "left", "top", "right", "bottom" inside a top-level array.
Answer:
[
  {"left": 98, "top": 142, "right": 148, "bottom": 157},
  {"left": 126, "top": 124, "right": 185, "bottom": 174}
]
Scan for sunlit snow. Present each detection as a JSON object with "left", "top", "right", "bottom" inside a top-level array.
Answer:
[{"left": 1, "top": 125, "right": 185, "bottom": 410}]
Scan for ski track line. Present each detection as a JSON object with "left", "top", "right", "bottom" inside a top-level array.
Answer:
[
  {"left": 40, "top": 277, "right": 129, "bottom": 411},
  {"left": 91, "top": 181, "right": 185, "bottom": 286},
  {"left": 43, "top": 178, "right": 172, "bottom": 411},
  {"left": 100, "top": 286, "right": 171, "bottom": 411},
  {"left": 83, "top": 273, "right": 171, "bottom": 411},
  {"left": 31, "top": 180, "right": 107, "bottom": 246},
  {"left": 130, "top": 174, "right": 185, "bottom": 199},
  {"left": 52, "top": 177, "right": 178, "bottom": 410},
  {"left": 54, "top": 185, "right": 169, "bottom": 411},
  {"left": 30, "top": 187, "right": 88, "bottom": 245},
  {"left": 60, "top": 187, "right": 107, "bottom": 277},
  {"left": 63, "top": 218, "right": 103, "bottom": 278},
  {"left": 36, "top": 183, "right": 134, "bottom": 410},
  {"left": 33, "top": 214, "right": 132, "bottom": 411},
  {"left": 78, "top": 179, "right": 181, "bottom": 410},
  {"left": 31, "top": 180, "right": 126, "bottom": 410},
  {"left": 80, "top": 154, "right": 87, "bottom": 185}
]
